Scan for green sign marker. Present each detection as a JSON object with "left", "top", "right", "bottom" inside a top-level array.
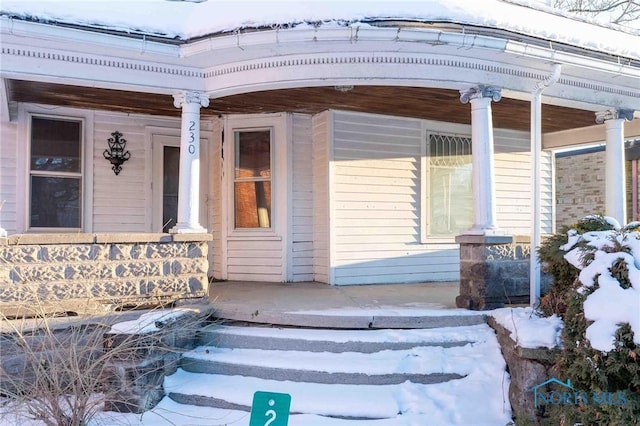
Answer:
[{"left": 249, "top": 391, "right": 291, "bottom": 426}]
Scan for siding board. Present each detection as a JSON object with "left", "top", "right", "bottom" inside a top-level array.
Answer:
[
  {"left": 0, "top": 121, "right": 17, "bottom": 233},
  {"left": 291, "top": 114, "right": 314, "bottom": 281}
]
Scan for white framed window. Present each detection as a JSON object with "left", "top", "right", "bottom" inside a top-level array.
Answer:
[
  {"left": 28, "top": 115, "right": 84, "bottom": 230},
  {"left": 421, "top": 131, "right": 473, "bottom": 241},
  {"left": 233, "top": 128, "right": 273, "bottom": 229}
]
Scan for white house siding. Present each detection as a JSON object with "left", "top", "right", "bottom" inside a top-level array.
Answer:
[
  {"left": 327, "top": 110, "right": 546, "bottom": 285},
  {"left": 493, "top": 129, "right": 553, "bottom": 235},
  {"left": 92, "top": 112, "right": 155, "bottom": 233},
  {"left": 0, "top": 120, "right": 18, "bottom": 234},
  {"left": 209, "top": 117, "right": 223, "bottom": 279},
  {"left": 291, "top": 113, "right": 314, "bottom": 281},
  {"left": 330, "top": 111, "right": 459, "bottom": 285},
  {"left": 312, "top": 112, "right": 331, "bottom": 283}
]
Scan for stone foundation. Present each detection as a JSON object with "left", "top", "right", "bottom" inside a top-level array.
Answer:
[
  {"left": 102, "top": 306, "right": 214, "bottom": 413},
  {"left": 0, "top": 233, "right": 212, "bottom": 316},
  {"left": 456, "top": 234, "right": 549, "bottom": 310}
]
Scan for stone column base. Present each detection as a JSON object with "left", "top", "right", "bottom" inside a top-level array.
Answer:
[{"left": 456, "top": 234, "right": 532, "bottom": 310}]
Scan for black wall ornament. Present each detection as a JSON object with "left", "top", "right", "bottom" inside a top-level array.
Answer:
[{"left": 103, "top": 131, "right": 131, "bottom": 175}]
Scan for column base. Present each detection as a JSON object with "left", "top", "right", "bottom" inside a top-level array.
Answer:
[
  {"left": 169, "top": 223, "right": 207, "bottom": 234},
  {"left": 456, "top": 232, "right": 533, "bottom": 310}
]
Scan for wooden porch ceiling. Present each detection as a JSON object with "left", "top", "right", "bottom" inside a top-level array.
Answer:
[{"left": 7, "top": 79, "right": 596, "bottom": 133}]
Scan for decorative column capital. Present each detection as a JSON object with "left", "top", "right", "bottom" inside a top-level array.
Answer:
[
  {"left": 173, "top": 91, "right": 210, "bottom": 109},
  {"left": 595, "top": 108, "right": 635, "bottom": 124},
  {"left": 460, "top": 85, "right": 502, "bottom": 104}
]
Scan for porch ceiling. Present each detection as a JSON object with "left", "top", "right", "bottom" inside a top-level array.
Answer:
[{"left": 7, "top": 79, "right": 596, "bottom": 133}]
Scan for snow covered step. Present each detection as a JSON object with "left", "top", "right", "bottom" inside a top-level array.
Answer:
[
  {"left": 198, "top": 323, "right": 484, "bottom": 353},
  {"left": 164, "top": 365, "right": 510, "bottom": 423},
  {"left": 180, "top": 346, "right": 467, "bottom": 385},
  {"left": 212, "top": 306, "right": 486, "bottom": 329},
  {"left": 166, "top": 372, "right": 399, "bottom": 419},
  {"left": 164, "top": 323, "right": 511, "bottom": 423}
]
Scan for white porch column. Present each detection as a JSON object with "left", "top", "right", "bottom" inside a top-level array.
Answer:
[
  {"left": 171, "top": 91, "right": 209, "bottom": 234},
  {"left": 460, "top": 85, "right": 503, "bottom": 234},
  {"left": 595, "top": 108, "right": 634, "bottom": 225}
]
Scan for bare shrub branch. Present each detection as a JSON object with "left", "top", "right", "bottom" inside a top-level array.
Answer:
[{"left": 1, "top": 300, "right": 213, "bottom": 426}]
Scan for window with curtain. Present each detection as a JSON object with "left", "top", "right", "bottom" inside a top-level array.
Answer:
[
  {"left": 234, "top": 129, "right": 272, "bottom": 229},
  {"left": 426, "top": 133, "right": 472, "bottom": 236},
  {"left": 29, "top": 116, "right": 83, "bottom": 229}
]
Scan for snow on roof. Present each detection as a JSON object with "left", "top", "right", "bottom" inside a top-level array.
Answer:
[{"left": 1, "top": 0, "right": 638, "bottom": 60}]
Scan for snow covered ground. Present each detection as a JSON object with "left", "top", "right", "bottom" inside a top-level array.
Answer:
[
  {"left": 490, "top": 307, "right": 563, "bottom": 349},
  {"left": 1, "top": 318, "right": 513, "bottom": 426}
]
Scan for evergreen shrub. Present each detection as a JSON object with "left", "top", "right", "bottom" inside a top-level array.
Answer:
[{"left": 537, "top": 215, "right": 639, "bottom": 425}]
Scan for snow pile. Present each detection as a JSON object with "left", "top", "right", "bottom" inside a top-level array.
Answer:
[
  {"left": 490, "top": 307, "right": 563, "bottom": 349},
  {"left": 109, "top": 307, "right": 197, "bottom": 334},
  {"left": 560, "top": 218, "right": 640, "bottom": 352}
]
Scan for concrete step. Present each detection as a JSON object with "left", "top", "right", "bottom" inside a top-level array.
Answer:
[
  {"left": 197, "top": 323, "right": 484, "bottom": 352},
  {"left": 164, "top": 318, "right": 509, "bottom": 423},
  {"left": 165, "top": 372, "right": 415, "bottom": 420},
  {"left": 211, "top": 304, "right": 485, "bottom": 329},
  {"left": 180, "top": 346, "right": 465, "bottom": 385}
]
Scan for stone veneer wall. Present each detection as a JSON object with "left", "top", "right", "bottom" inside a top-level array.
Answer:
[
  {"left": 488, "top": 317, "right": 558, "bottom": 425},
  {"left": 0, "top": 233, "right": 211, "bottom": 315},
  {"left": 456, "top": 235, "right": 550, "bottom": 310}
]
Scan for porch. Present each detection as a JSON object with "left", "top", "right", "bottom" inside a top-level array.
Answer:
[{"left": 208, "top": 280, "right": 466, "bottom": 328}]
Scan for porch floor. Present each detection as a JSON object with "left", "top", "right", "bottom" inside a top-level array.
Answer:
[{"left": 207, "top": 281, "right": 465, "bottom": 328}]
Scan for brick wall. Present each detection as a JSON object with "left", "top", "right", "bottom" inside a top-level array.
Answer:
[
  {"left": 0, "top": 233, "right": 211, "bottom": 315},
  {"left": 556, "top": 151, "right": 638, "bottom": 227}
]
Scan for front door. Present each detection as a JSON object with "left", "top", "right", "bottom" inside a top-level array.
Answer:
[{"left": 152, "top": 134, "right": 180, "bottom": 233}]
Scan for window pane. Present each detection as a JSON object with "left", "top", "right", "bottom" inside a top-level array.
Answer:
[
  {"left": 163, "top": 146, "right": 180, "bottom": 233},
  {"left": 235, "top": 181, "right": 271, "bottom": 228},
  {"left": 31, "top": 117, "right": 82, "bottom": 173},
  {"left": 428, "top": 134, "right": 472, "bottom": 235},
  {"left": 235, "top": 130, "right": 271, "bottom": 179},
  {"left": 30, "top": 176, "right": 81, "bottom": 228}
]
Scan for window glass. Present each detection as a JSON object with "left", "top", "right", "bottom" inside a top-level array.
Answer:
[
  {"left": 234, "top": 129, "right": 272, "bottom": 229},
  {"left": 30, "top": 117, "right": 81, "bottom": 173},
  {"left": 427, "top": 133, "right": 472, "bottom": 235},
  {"left": 29, "top": 116, "right": 83, "bottom": 229},
  {"left": 30, "top": 176, "right": 81, "bottom": 228},
  {"left": 162, "top": 146, "right": 180, "bottom": 233},
  {"left": 235, "top": 130, "right": 271, "bottom": 179}
]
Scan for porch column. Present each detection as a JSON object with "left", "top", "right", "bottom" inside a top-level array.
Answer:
[
  {"left": 171, "top": 91, "right": 209, "bottom": 234},
  {"left": 456, "top": 85, "right": 516, "bottom": 311},
  {"left": 595, "top": 108, "right": 635, "bottom": 225},
  {"left": 459, "top": 85, "right": 502, "bottom": 235}
]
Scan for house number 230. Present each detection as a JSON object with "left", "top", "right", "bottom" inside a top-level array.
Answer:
[{"left": 188, "top": 120, "right": 196, "bottom": 154}]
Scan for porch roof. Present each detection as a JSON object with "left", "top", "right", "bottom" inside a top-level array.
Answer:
[{"left": 5, "top": 79, "right": 596, "bottom": 135}]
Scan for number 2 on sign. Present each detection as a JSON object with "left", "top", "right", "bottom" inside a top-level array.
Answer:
[{"left": 264, "top": 409, "right": 276, "bottom": 426}]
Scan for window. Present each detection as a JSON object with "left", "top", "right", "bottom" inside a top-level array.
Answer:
[
  {"left": 424, "top": 133, "right": 472, "bottom": 237},
  {"left": 29, "top": 116, "right": 83, "bottom": 229},
  {"left": 233, "top": 129, "right": 272, "bottom": 229}
]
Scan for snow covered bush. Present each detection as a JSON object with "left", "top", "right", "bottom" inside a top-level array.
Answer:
[{"left": 540, "top": 215, "right": 640, "bottom": 425}]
